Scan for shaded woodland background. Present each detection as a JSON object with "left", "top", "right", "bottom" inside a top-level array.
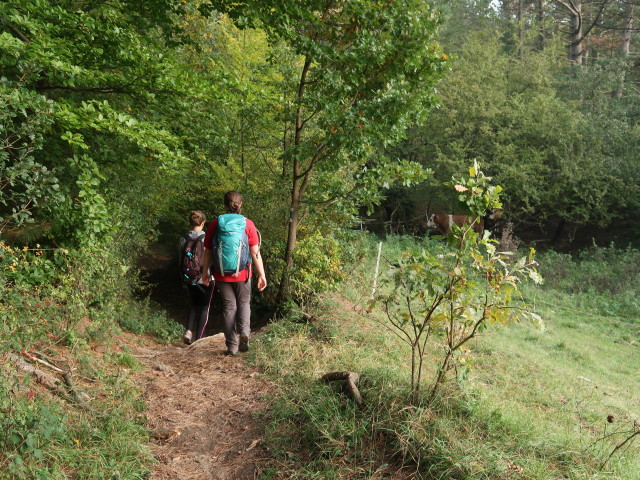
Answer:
[{"left": 2, "top": 0, "right": 639, "bottom": 283}]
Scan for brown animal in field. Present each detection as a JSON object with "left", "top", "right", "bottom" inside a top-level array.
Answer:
[{"left": 426, "top": 214, "right": 484, "bottom": 235}]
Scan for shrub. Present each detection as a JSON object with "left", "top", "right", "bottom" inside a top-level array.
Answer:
[{"left": 368, "top": 163, "right": 542, "bottom": 398}]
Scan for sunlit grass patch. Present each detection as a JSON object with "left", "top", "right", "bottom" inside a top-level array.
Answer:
[{"left": 253, "top": 233, "right": 640, "bottom": 479}]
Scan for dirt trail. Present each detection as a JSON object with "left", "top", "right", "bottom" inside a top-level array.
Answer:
[
  {"left": 133, "top": 244, "right": 276, "bottom": 479},
  {"left": 131, "top": 335, "right": 275, "bottom": 480}
]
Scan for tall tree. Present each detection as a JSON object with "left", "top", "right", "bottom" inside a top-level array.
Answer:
[
  {"left": 612, "top": 1, "right": 634, "bottom": 97},
  {"left": 206, "top": 0, "right": 448, "bottom": 304},
  {"left": 400, "top": 30, "right": 636, "bottom": 231},
  {"left": 0, "top": 0, "right": 195, "bottom": 244}
]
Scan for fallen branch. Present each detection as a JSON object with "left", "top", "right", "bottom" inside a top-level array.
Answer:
[
  {"left": 32, "top": 350, "right": 97, "bottom": 382},
  {"left": 9, "top": 353, "right": 63, "bottom": 390},
  {"left": 24, "top": 351, "right": 65, "bottom": 373},
  {"left": 601, "top": 428, "right": 640, "bottom": 469},
  {"left": 8, "top": 353, "right": 91, "bottom": 409},
  {"left": 321, "top": 371, "right": 363, "bottom": 408}
]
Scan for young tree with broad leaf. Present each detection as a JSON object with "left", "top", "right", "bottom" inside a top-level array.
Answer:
[
  {"left": 203, "top": 0, "right": 449, "bottom": 305},
  {"left": 367, "top": 163, "right": 543, "bottom": 399}
]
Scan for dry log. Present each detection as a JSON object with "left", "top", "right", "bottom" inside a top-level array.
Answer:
[
  {"left": 321, "top": 371, "right": 363, "bottom": 408},
  {"left": 8, "top": 353, "right": 63, "bottom": 390}
]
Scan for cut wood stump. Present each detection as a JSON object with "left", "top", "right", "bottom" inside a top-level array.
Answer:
[{"left": 321, "top": 371, "right": 363, "bottom": 408}]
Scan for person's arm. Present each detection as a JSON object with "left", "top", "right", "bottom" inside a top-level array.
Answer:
[
  {"left": 201, "top": 248, "right": 212, "bottom": 287},
  {"left": 250, "top": 244, "right": 267, "bottom": 291}
]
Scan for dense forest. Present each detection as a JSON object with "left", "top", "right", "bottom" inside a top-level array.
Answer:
[
  {"left": 1, "top": 0, "right": 639, "bottom": 478},
  {"left": 2, "top": 0, "right": 639, "bottom": 284}
]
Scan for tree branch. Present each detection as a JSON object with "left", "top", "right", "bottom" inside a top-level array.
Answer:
[
  {"left": 2, "top": 20, "right": 30, "bottom": 43},
  {"left": 582, "top": 0, "right": 612, "bottom": 39}
]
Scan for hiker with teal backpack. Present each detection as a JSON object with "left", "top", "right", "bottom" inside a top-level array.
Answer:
[
  {"left": 179, "top": 210, "right": 214, "bottom": 344},
  {"left": 201, "top": 191, "right": 267, "bottom": 356}
]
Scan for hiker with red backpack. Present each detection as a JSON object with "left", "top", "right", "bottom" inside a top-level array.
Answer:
[
  {"left": 179, "top": 210, "right": 214, "bottom": 344},
  {"left": 201, "top": 191, "right": 267, "bottom": 356}
]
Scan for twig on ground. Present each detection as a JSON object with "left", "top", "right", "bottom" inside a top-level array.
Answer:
[
  {"left": 24, "top": 351, "right": 65, "bottom": 373},
  {"left": 8, "top": 353, "right": 92, "bottom": 410},
  {"left": 246, "top": 439, "right": 261, "bottom": 451},
  {"left": 601, "top": 428, "right": 640, "bottom": 469}
]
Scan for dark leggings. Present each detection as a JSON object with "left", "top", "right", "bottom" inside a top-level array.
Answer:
[{"left": 186, "top": 284, "right": 214, "bottom": 340}]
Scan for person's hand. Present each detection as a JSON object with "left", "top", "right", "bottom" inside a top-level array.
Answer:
[
  {"left": 257, "top": 275, "right": 267, "bottom": 291},
  {"left": 202, "top": 275, "right": 210, "bottom": 287}
]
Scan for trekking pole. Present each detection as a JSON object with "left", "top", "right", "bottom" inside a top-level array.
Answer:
[{"left": 371, "top": 241, "right": 382, "bottom": 299}]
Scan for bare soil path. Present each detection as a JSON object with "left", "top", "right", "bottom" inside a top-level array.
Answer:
[
  {"left": 133, "top": 243, "right": 276, "bottom": 479},
  {"left": 131, "top": 335, "right": 275, "bottom": 480}
]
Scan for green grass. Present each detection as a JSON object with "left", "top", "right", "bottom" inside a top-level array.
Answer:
[
  {"left": 252, "top": 233, "right": 640, "bottom": 479},
  {"left": 0, "top": 343, "right": 155, "bottom": 480},
  {"left": 0, "top": 238, "right": 181, "bottom": 479}
]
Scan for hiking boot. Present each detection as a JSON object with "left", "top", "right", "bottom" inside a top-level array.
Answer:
[
  {"left": 223, "top": 349, "right": 237, "bottom": 356},
  {"left": 239, "top": 334, "right": 249, "bottom": 352},
  {"left": 183, "top": 330, "right": 193, "bottom": 345}
]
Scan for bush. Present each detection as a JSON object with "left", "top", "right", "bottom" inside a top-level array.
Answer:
[
  {"left": 0, "top": 229, "right": 173, "bottom": 477},
  {"left": 292, "top": 229, "right": 369, "bottom": 300}
]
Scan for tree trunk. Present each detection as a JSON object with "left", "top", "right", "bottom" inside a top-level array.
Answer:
[
  {"left": 276, "top": 58, "right": 312, "bottom": 307},
  {"left": 276, "top": 182, "right": 301, "bottom": 306},
  {"left": 613, "top": 4, "right": 634, "bottom": 98},
  {"left": 517, "top": 0, "right": 524, "bottom": 57},
  {"left": 569, "top": 1, "right": 584, "bottom": 65},
  {"left": 537, "top": 0, "right": 545, "bottom": 50},
  {"left": 620, "top": 6, "right": 633, "bottom": 57}
]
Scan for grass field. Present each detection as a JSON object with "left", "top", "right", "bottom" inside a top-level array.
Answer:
[{"left": 253, "top": 233, "right": 640, "bottom": 479}]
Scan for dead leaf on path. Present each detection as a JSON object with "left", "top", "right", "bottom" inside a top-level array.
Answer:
[
  {"left": 246, "top": 439, "right": 261, "bottom": 451},
  {"left": 150, "top": 429, "right": 181, "bottom": 441}
]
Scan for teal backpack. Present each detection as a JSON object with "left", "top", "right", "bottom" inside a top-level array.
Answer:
[{"left": 212, "top": 214, "right": 251, "bottom": 275}]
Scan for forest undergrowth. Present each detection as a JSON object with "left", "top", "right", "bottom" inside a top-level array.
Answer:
[{"left": 0, "top": 237, "right": 182, "bottom": 479}]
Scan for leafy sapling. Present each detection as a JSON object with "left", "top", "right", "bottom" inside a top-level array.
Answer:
[{"left": 368, "top": 162, "right": 543, "bottom": 399}]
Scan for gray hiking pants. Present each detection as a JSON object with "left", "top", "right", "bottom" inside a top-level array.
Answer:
[{"left": 217, "top": 280, "right": 251, "bottom": 353}]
